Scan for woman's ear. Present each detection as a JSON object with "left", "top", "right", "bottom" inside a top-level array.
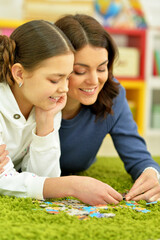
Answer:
[{"left": 11, "top": 63, "right": 24, "bottom": 87}]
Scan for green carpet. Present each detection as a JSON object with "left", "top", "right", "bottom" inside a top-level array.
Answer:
[{"left": 1, "top": 156, "right": 160, "bottom": 240}]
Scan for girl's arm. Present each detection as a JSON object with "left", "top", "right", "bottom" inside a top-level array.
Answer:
[
  {"left": 21, "top": 96, "right": 67, "bottom": 177},
  {"left": 43, "top": 175, "right": 123, "bottom": 205},
  {"left": 0, "top": 144, "right": 46, "bottom": 199},
  {"left": 21, "top": 111, "right": 62, "bottom": 177},
  {"left": 0, "top": 143, "right": 122, "bottom": 204},
  {"left": 0, "top": 144, "right": 9, "bottom": 174},
  {"left": 0, "top": 141, "right": 123, "bottom": 204}
]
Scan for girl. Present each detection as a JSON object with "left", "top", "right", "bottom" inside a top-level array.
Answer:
[
  {"left": 55, "top": 14, "right": 160, "bottom": 202},
  {"left": 0, "top": 20, "right": 74, "bottom": 199}
]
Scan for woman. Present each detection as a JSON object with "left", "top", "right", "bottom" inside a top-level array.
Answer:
[{"left": 55, "top": 14, "right": 160, "bottom": 202}]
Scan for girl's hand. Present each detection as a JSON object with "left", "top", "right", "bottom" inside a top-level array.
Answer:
[
  {"left": 0, "top": 144, "right": 9, "bottom": 174},
  {"left": 35, "top": 95, "right": 67, "bottom": 136},
  {"left": 44, "top": 176, "right": 123, "bottom": 206},
  {"left": 125, "top": 169, "right": 160, "bottom": 202},
  {"left": 70, "top": 176, "right": 123, "bottom": 205}
]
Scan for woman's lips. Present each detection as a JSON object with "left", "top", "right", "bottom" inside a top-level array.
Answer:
[{"left": 79, "top": 87, "right": 97, "bottom": 95}]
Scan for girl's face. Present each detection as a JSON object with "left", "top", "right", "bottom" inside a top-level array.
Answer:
[
  {"left": 15, "top": 53, "right": 74, "bottom": 112},
  {"left": 68, "top": 45, "right": 108, "bottom": 106}
]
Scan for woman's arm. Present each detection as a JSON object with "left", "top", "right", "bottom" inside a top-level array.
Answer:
[
  {"left": 110, "top": 85, "right": 160, "bottom": 179},
  {"left": 125, "top": 168, "right": 160, "bottom": 202},
  {"left": 110, "top": 85, "right": 160, "bottom": 201}
]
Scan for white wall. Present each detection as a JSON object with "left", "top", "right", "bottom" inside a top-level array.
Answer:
[
  {"left": 140, "top": 0, "right": 160, "bottom": 28},
  {"left": 0, "top": 0, "right": 24, "bottom": 20}
]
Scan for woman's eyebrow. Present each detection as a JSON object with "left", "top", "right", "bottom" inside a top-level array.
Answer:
[
  {"left": 74, "top": 63, "right": 89, "bottom": 68},
  {"left": 98, "top": 60, "right": 109, "bottom": 66},
  {"left": 74, "top": 59, "right": 108, "bottom": 68}
]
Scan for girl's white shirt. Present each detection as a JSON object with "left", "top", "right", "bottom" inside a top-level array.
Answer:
[{"left": 0, "top": 82, "right": 61, "bottom": 199}]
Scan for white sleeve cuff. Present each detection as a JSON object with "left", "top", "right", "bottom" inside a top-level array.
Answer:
[{"left": 27, "top": 174, "right": 47, "bottom": 200}]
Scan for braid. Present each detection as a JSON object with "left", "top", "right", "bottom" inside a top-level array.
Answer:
[{"left": 0, "top": 35, "right": 16, "bottom": 86}]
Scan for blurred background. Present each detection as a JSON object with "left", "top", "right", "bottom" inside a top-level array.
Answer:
[{"left": 0, "top": 0, "right": 160, "bottom": 156}]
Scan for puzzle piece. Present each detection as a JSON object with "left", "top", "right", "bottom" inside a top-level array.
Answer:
[
  {"left": 32, "top": 199, "right": 115, "bottom": 220},
  {"left": 32, "top": 197, "right": 157, "bottom": 220},
  {"left": 146, "top": 201, "right": 158, "bottom": 205}
]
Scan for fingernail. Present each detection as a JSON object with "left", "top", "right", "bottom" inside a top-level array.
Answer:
[
  {"left": 149, "top": 197, "right": 154, "bottom": 202},
  {"left": 126, "top": 196, "right": 130, "bottom": 201}
]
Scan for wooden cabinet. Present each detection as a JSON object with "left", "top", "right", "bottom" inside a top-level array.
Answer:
[{"left": 105, "top": 28, "right": 146, "bottom": 135}]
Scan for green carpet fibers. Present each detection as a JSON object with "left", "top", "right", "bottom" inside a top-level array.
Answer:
[{"left": 1, "top": 157, "right": 160, "bottom": 240}]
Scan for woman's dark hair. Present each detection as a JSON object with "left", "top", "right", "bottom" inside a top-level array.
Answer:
[
  {"left": 55, "top": 14, "right": 120, "bottom": 118},
  {"left": 0, "top": 20, "right": 74, "bottom": 86}
]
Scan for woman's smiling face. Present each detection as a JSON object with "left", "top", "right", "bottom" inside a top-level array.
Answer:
[{"left": 68, "top": 45, "right": 109, "bottom": 106}]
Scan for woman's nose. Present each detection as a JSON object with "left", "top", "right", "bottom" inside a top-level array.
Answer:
[{"left": 87, "top": 71, "right": 99, "bottom": 85}]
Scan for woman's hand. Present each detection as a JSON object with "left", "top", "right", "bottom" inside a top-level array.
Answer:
[
  {"left": 35, "top": 95, "right": 67, "bottom": 136},
  {"left": 0, "top": 144, "right": 9, "bottom": 174},
  {"left": 125, "top": 169, "right": 160, "bottom": 202}
]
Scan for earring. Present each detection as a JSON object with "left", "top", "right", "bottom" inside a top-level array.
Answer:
[{"left": 19, "top": 82, "right": 23, "bottom": 88}]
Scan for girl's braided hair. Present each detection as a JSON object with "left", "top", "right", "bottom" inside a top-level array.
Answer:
[
  {"left": 0, "top": 20, "right": 74, "bottom": 86},
  {"left": 0, "top": 35, "right": 16, "bottom": 85}
]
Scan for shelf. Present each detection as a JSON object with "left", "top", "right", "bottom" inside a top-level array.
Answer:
[
  {"left": 120, "top": 80, "right": 145, "bottom": 135},
  {"left": 147, "top": 77, "right": 160, "bottom": 88},
  {"left": 105, "top": 27, "right": 146, "bottom": 80},
  {"left": 0, "top": 19, "right": 24, "bottom": 28},
  {"left": 103, "top": 27, "right": 147, "bottom": 135},
  {"left": 120, "top": 80, "right": 145, "bottom": 89}
]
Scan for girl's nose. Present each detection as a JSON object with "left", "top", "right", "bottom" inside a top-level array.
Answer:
[{"left": 58, "top": 79, "right": 69, "bottom": 93}]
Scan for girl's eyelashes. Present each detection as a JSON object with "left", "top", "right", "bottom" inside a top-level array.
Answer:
[
  {"left": 50, "top": 77, "right": 70, "bottom": 83},
  {"left": 50, "top": 80, "right": 58, "bottom": 84}
]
